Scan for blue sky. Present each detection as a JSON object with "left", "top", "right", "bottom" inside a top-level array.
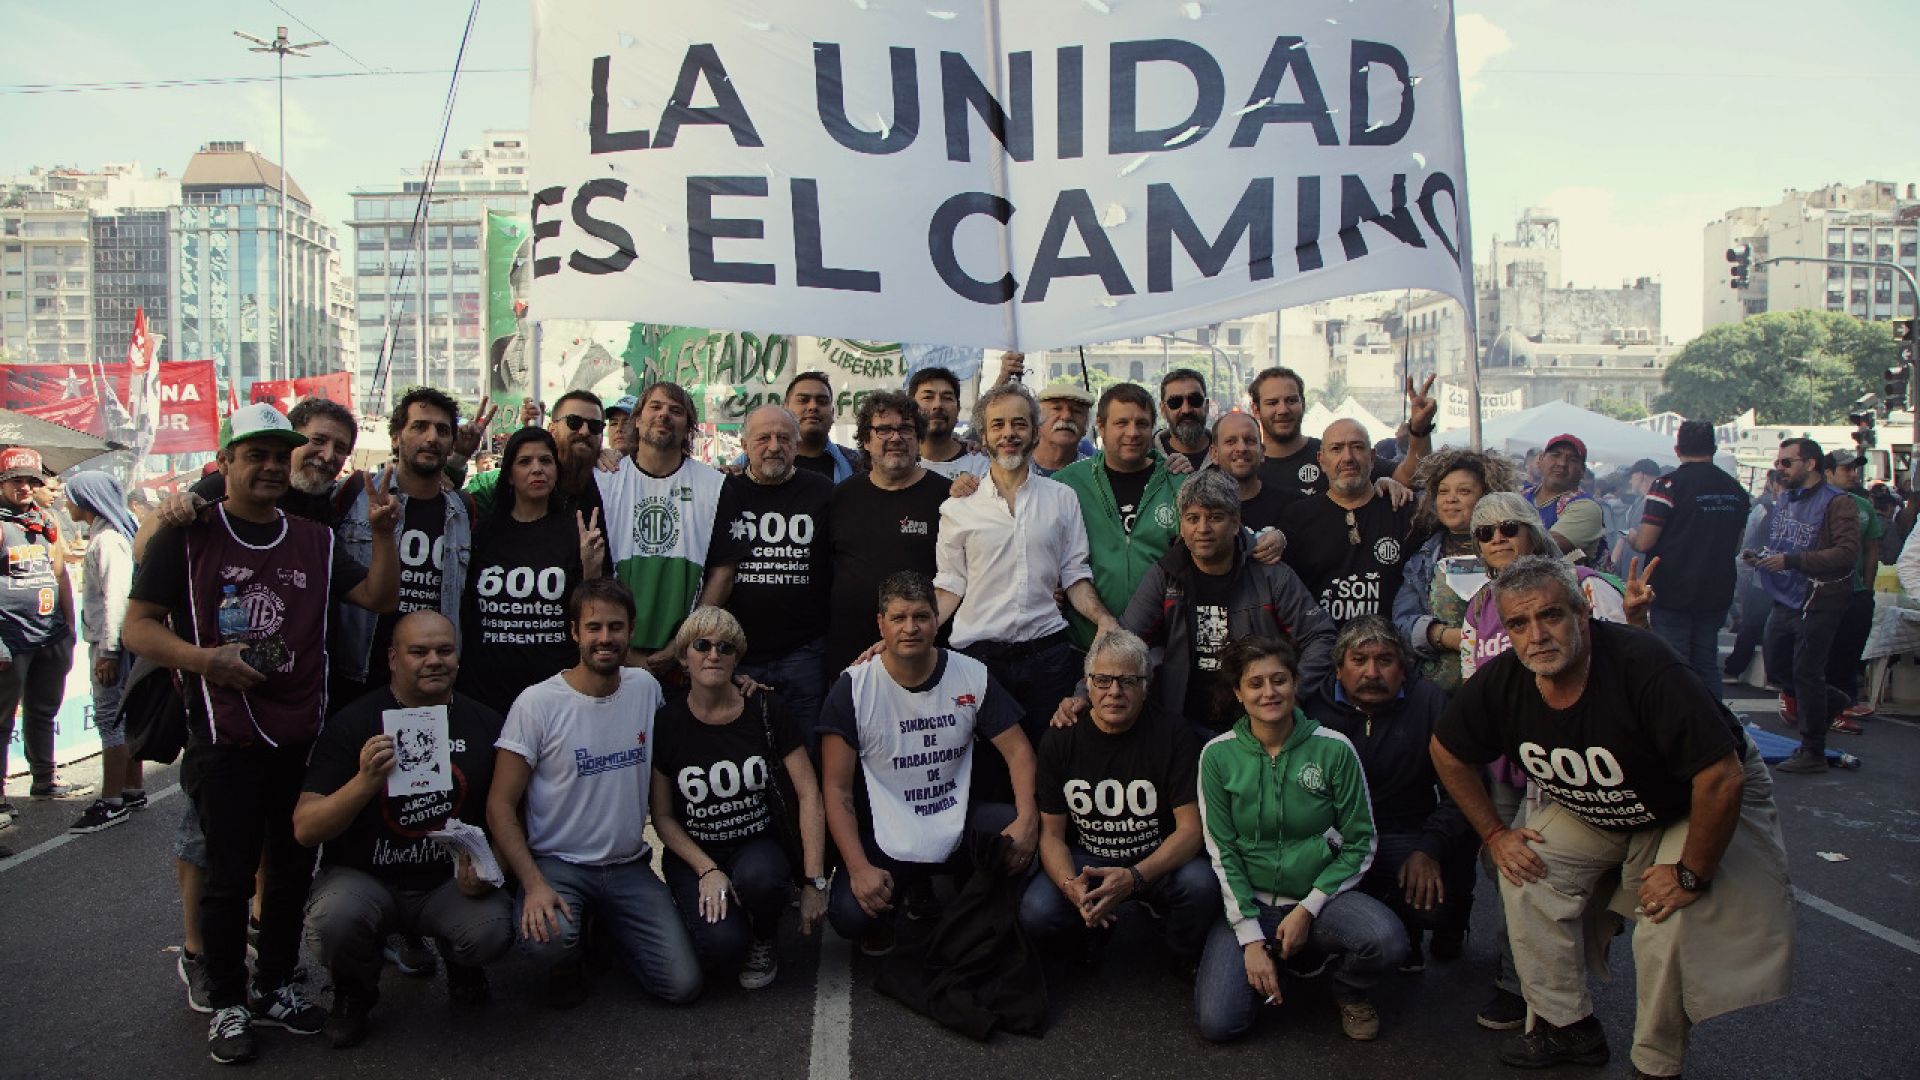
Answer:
[{"left": 4, "top": 0, "right": 1917, "bottom": 341}]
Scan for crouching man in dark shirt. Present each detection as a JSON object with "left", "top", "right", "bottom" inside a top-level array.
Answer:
[
  {"left": 294, "top": 612, "right": 511, "bottom": 1048},
  {"left": 1430, "top": 556, "right": 1793, "bottom": 1079},
  {"left": 1306, "top": 616, "right": 1476, "bottom": 971}
]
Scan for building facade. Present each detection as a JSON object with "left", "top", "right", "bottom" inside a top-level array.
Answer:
[
  {"left": 169, "top": 141, "right": 340, "bottom": 398},
  {"left": 1, "top": 190, "right": 93, "bottom": 366},
  {"left": 92, "top": 209, "right": 171, "bottom": 364},
  {"left": 350, "top": 130, "right": 529, "bottom": 413},
  {"left": 1704, "top": 181, "right": 1920, "bottom": 331}
]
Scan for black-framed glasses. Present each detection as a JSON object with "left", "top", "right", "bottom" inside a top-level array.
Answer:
[
  {"left": 1088, "top": 673, "right": 1147, "bottom": 691},
  {"left": 690, "top": 638, "right": 737, "bottom": 656},
  {"left": 1473, "top": 521, "right": 1525, "bottom": 543},
  {"left": 559, "top": 414, "right": 606, "bottom": 435},
  {"left": 1165, "top": 392, "right": 1206, "bottom": 411},
  {"left": 868, "top": 423, "right": 916, "bottom": 441},
  {"left": 1346, "top": 509, "right": 1361, "bottom": 546}
]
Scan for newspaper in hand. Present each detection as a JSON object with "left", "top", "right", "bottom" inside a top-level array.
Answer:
[{"left": 427, "top": 819, "right": 506, "bottom": 887}]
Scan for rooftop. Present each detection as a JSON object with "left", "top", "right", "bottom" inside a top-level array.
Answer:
[{"left": 180, "top": 143, "right": 308, "bottom": 204}]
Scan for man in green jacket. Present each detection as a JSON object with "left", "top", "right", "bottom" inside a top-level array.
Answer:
[{"left": 1054, "top": 384, "right": 1185, "bottom": 649}]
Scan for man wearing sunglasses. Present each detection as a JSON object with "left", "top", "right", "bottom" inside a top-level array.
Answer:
[
  {"left": 1020, "top": 628, "right": 1218, "bottom": 972},
  {"left": 1153, "top": 369, "right": 1215, "bottom": 471},
  {"left": 1755, "top": 438, "right": 1861, "bottom": 774},
  {"left": 700, "top": 406, "right": 836, "bottom": 731},
  {"left": 466, "top": 390, "right": 608, "bottom": 523}
]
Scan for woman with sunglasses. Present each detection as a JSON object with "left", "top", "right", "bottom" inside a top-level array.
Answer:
[
  {"left": 457, "top": 427, "right": 609, "bottom": 709},
  {"left": 1393, "top": 450, "right": 1517, "bottom": 694},
  {"left": 649, "top": 607, "right": 828, "bottom": 990}
]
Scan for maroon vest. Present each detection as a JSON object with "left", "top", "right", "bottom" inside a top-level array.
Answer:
[{"left": 183, "top": 508, "right": 335, "bottom": 746}]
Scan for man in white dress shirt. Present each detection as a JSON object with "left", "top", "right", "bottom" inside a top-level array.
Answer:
[{"left": 933, "top": 383, "right": 1118, "bottom": 797}]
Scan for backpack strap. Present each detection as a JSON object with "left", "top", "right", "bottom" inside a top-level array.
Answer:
[{"left": 332, "top": 470, "right": 366, "bottom": 523}]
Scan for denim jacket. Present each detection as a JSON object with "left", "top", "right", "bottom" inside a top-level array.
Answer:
[{"left": 331, "top": 480, "right": 472, "bottom": 682}]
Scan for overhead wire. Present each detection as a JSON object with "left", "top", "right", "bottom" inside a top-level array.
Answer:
[{"left": 268, "top": 0, "right": 381, "bottom": 75}]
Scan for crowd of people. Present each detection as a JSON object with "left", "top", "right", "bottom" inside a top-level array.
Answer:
[{"left": 6, "top": 357, "right": 1870, "bottom": 1078}]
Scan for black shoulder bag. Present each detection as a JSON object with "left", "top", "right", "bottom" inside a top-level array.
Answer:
[{"left": 756, "top": 694, "right": 807, "bottom": 876}]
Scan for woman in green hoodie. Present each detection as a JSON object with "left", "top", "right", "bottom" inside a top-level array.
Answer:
[{"left": 1193, "top": 637, "right": 1406, "bottom": 1044}]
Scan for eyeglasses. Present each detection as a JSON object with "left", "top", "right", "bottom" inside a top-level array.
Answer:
[
  {"left": 1088, "top": 674, "right": 1147, "bottom": 691},
  {"left": 558, "top": 414, "right": 607, "bottom": 435},
  {"left": 1164, "top": 392, "right": 1206, "bottom": 411},
  {"left": 690, "top": 638, "right": 737, "bottom": 656},
  {"left": 1773, "top": 457, "right": 1803, "bottom": 469},
  {"left": 1473, "top": 521, "right": 1525, "bottom": 543},
  {"left": 1346, "top": 509, "right": 1361, "bottom": 546},
  {"left": 868, "top": 423, "right": 916, "bottom": 441}
]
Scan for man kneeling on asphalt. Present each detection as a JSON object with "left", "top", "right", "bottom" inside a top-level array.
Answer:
[
  {"left": 820, "top": 571, "right": 1039, "bottom": 955},
  {"left": 1305, "top": 615, "right": 1476, "bottom": 972},
  {"left": 294, "top": 612, "right": 511, "bottom": 1048},
  {"left": 1431, "top": 556, "right": 1793, "bottom": 1079},
  {"left": 1020, "top": 629, "right": 1217, "bottom": 971},
  {"left": 486, "top": 578, "right": 702, "bottom": 1007}
]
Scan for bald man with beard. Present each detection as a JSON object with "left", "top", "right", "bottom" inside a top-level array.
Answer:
[{"left": 1278, "top": 419, "right": 1419, "bottom": 627}]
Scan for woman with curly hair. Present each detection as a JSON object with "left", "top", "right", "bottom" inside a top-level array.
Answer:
[{"left": 1392, "top": 449, "right": 1518, "bottom": 692}]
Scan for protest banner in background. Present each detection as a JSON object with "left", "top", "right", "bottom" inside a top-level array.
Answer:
[
  {"left": 486, "top": 211, "right": 534, "bottom": 413},
  {"left": 617, "top": 326, "right": 909, "bottom": 425},
  {"left": 529, "top": 0, "right": 1475, "bottom": 351},
  {"left": 1433, "top": 380, "right": 1523, "bottom": 432},
  {"left": 249, "top": 371, "right": 354, "bottom": 410},
  {"left": 0, "top": 361, "right": 220, "bottom": 454}
]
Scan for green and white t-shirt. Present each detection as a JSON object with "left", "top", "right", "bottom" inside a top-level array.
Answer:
[{"left": 596, "top": 456, "right": 724, "bottom": 650}]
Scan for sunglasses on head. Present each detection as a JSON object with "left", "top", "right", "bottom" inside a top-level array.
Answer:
[
  {"left": 1473, "top": 521, "right": 1525, "bottom": 543},
  {"left": 559, "top": 414, "right": 606, "bottom": 435},
  {"left": 690, "top": 638, "right": 737, "bottom": 656},
  {"left": 1164, "top": 392, "right": 1206, "bottom": 411}
]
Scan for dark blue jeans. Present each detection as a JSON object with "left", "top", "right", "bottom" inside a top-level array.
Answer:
[
  {"left": 739, "top": 637, "right": 826, "bottom": 753},
  {"left": 1018, "top": 847, "right": 1220, "bottom": 964},
  {"left": 1651, "top": 606, "right": 1730, "bottom": 703},
  {"left": 1358, "top": 832, "right": 1477, "bottom": 942},
  {"left": 517, "top": 856, "right": 703, "bottom": 1004},
  {"left": 663, "top": 836, "right": 791, "bottom": 972},
  {"left": 827, "top": 801, "right": 1019, "bottom": 941},
  {"left": 963, "top": 638, "right": 1079, "bottom": 803},
  {"left": 1763, "top": 602, "right": 1847, "bottom": 755},
  {"left": 1192, "top": 891, "right": 1406, "bottom": 1043}
]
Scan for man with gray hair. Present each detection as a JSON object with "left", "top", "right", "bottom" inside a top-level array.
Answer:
[
  {"left": 700, "top": 405, "right": 836, "bottom": 729},
  {"left": 1021, "top": 628, "right": 1218, "bottom": 970},
  {"left": 1431, "top": 555, "right": 1792, "bottom": 1078},
  {"left": 1279, "top": 419, "right": 1418, "bottom": 627},
  {"left": 936, "top": 384, "right": 1118, "bottom": 795},
  {"left": 1306, "top": 615, "right": 1475, "bottom": 971},
  {"left": 1056, "top": 468, "right": 1332, "bottom": 739}
]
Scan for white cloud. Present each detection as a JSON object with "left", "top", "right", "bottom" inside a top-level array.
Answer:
[{"left": 1455, "top": 13, "right": 1513, "bottom": 104}]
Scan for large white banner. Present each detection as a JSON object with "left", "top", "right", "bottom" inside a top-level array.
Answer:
[{"left": 529, "top": 1, "right": 1475, "bottom": 352}]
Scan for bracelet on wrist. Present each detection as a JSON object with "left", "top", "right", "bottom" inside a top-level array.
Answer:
[
  {"left": 1127, "top": 865, "right": 1147, "bottom": 892},
  {"left": 699, "top": 866, "right": 724, "bottom": 880},
  {"left": 1483, "top": 825, "right": 1510, "bottom": 845}
]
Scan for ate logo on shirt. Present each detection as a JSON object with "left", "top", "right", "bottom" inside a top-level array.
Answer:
[
  {"left": 1298, "top": 463, "right": 1321, "bottom": 485},
  {"left": 631, "top": 495, "right": 683, "bottom": 554}
]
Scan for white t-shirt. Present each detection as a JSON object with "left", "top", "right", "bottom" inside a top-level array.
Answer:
[
  {"left": 496, "top": 667, "right": 662, "bottom": 867},
  {"left": 920, "top": 451, "right": 989, "bottom": 480},
  {"left": 817, "top": 650, "right": 1020, "bottom": 864}
]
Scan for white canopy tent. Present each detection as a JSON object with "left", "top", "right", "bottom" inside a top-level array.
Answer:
[{"left": 1433, "top": 399, "right": 1729, "bottom": 470}]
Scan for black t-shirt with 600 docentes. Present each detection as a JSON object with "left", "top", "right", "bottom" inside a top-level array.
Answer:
[
  {"left": 1436, "top": 620, "right": 1740, "bottom": 831},
  {"left": 708, "top": 471, "right": 834, "bottom": 658},
  {"left": 653, "top": 692, "right": 807, "bottom": 854},
  {"left": 1279, "top": 493, "right": 1415, "bottom": 625},
  {"left": 1036, "top": 708, "right": 1199, "bottom": 863}
]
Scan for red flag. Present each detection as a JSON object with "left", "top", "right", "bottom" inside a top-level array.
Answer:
[
  {"left": 0, "top": 361, "right": 219, "bottom": 454},
  {"left": 226, "top": 384, "right": 240, "bottom": 417},
  {"left": 126, "top": 308, "right": 151, "bottom": 372}
]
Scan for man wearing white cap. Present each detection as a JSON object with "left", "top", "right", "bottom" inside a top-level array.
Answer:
[
  {"left": 0, "top": 445, "right": 88, "bottom": 818},
  {"left": 1032, "top": 379, "right": 1095, "bottom": 478},
  {"left": 123, "top": 403, "right": 401, "bottom": 1064}
]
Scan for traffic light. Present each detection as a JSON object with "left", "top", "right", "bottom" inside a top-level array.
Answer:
[
  {"left": 1725, "top": 244, "right": 1752, "bottom": 290},
  {"left": 1884, "top": 364, "right": 1910, "bottom": 412},
  {"left": 1897, "top": 317, "right": 1918, "bottom": 365}
]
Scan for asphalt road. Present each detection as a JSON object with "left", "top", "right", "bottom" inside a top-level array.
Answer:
[{"left": 3, "top": 683, "right": 1916, "bottom": 1079}]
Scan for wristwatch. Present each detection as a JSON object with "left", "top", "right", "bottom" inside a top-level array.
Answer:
[
  {"left": 1674, "top": 861, "right": 1708, "bottom": 893},
  {"left": 808, "top": 875, "right": 830, "bottom": 893}
]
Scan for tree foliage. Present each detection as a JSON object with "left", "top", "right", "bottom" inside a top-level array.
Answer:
[
  {"left": 1587, "top": 395, "right": 1649, "bottom": 422},
  {"left": 1657, "top": 310, "right": 1900, "bottom": 424}
]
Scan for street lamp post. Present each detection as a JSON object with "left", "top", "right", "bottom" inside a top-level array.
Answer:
[{"left": 235, "top": 26, "right": 325, "bottom": 383}]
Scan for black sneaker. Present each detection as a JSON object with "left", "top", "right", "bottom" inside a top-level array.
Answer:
[
  {"left": 207, "top": 1005, "right": 256, "bottom": 1065},
  {"left": 249, "top": 981, "right": 325, "bottom": 1035},
  {"left": 30, "top": 779, "right": 95, "bottom": 800},
  {"left": 69, "top": 799, "right": 131, "bottom": 834},
  {"left": 1400, "top": 938, "right": 1426, "bottom": 973},
  {"left": 1431, "top": 929, "right": 1465, "bottom": 962},
  {"left": 739, "top": 935, "right": 779, "bottom": 990},
  {"left": 1774, "top": 750, "right": 1829, "bottom": 774},
  {"left": 858, "top": 924, "right": 896, "bottom": 958},
  {"left": 1499, "top": 1014, "right": 1609, "bottom": 1069},
  {"left": 121, "top": 788, "right": 149, "bottom": 811},
  {"left": 384, "top": 934, "right": 438, "bottom": 978},
  {"left": 325, "top": 983, "right": 377, "bottom": 1049},
  {"left": 179, "top": 950, "right": 214, "bottom": 1014},
  {"left": 444, "top": 959, "right": 491, "bottom": 1006},
  {"left": 902, "top": 880, "right": 943, "bottom": 923},
  {"left": 1476, "top": 986, "right": 1527, "bottom": 1030}
]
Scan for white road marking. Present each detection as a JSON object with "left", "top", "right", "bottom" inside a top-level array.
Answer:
[
  {"left": 0, "top": 784, "right": 180, "bottom": 877},
  {"left": 807, "top": 932, "right": 853, "bottom": 1080},
  {"left": 1793, "top": 886, "right": 1920, "bottom": 957}
]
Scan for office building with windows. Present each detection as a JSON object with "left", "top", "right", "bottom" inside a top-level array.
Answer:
[{"left": 1705, "top": 181, "right": 1920, "bottom": 331}]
